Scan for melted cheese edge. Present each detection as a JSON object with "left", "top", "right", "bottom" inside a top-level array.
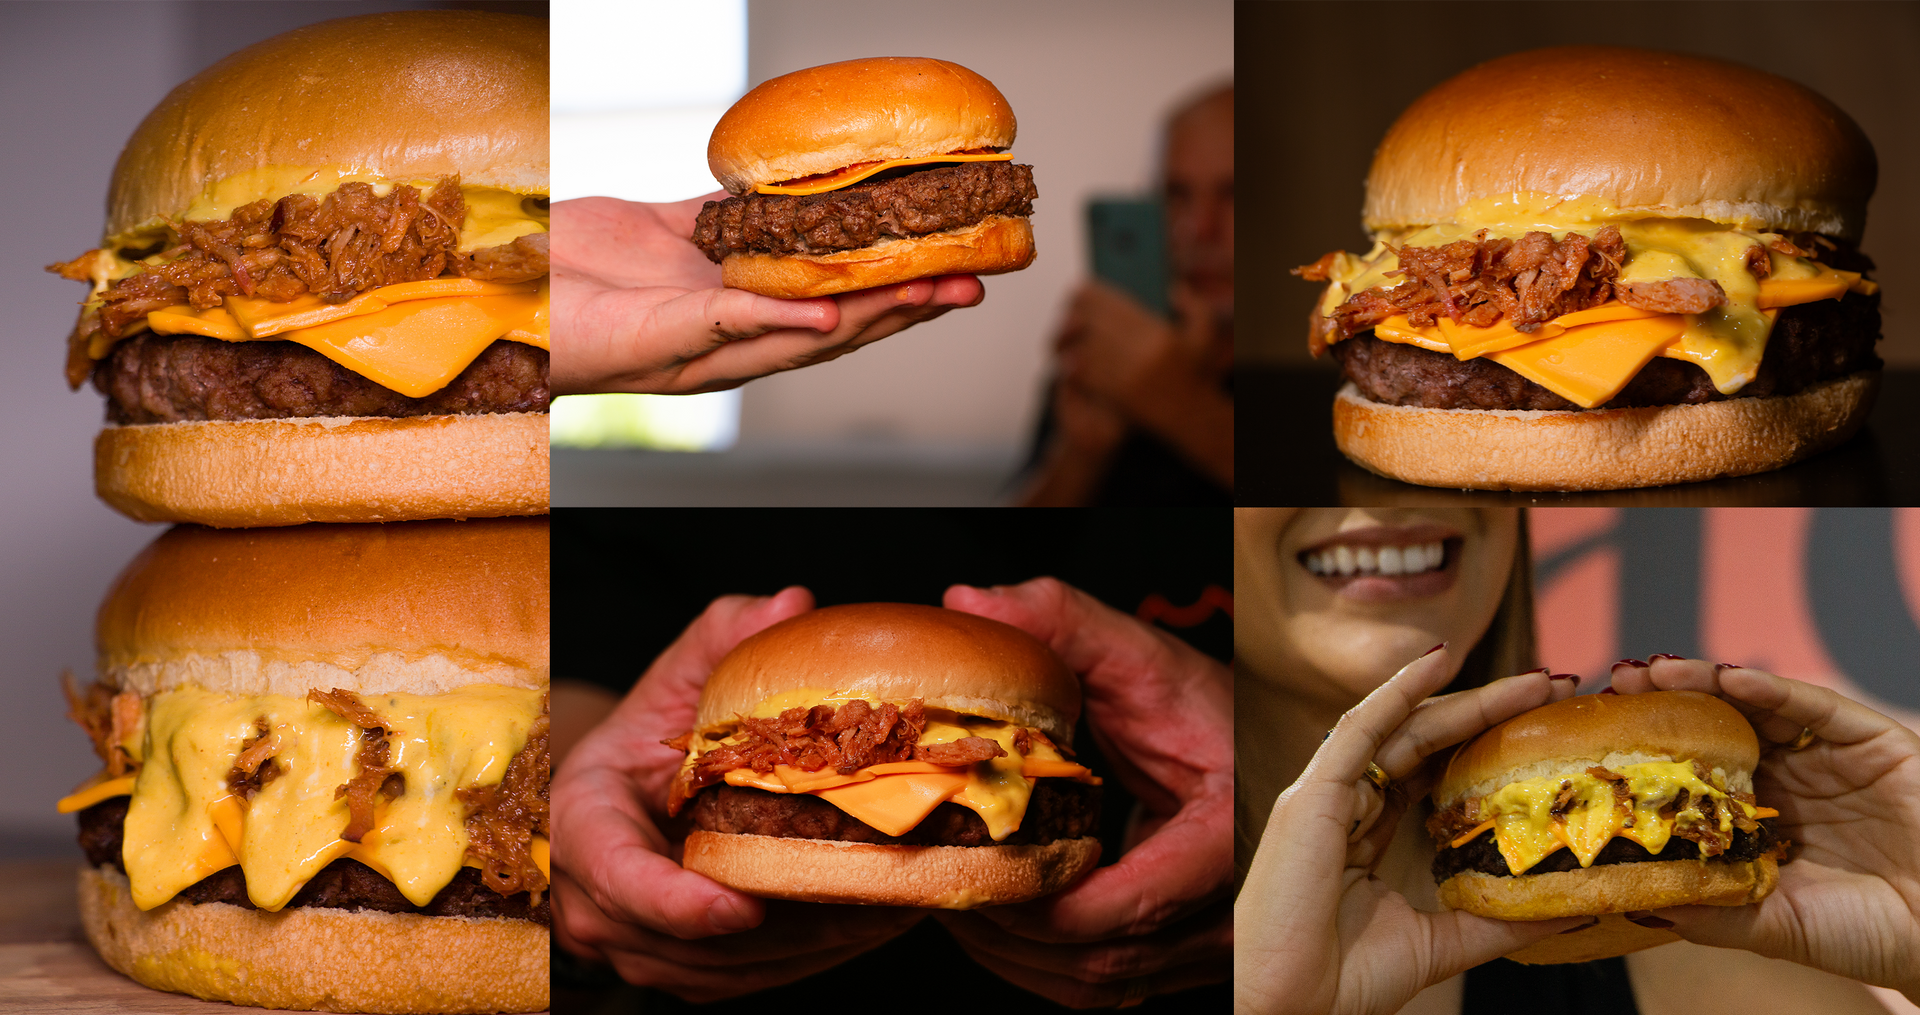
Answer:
[
  {"left": 686, "top": 692, "right": 1098, "bottom": 841},
  {"left": 110, "top": 684, "right": 545, "bottom": 912},
  {"left": 1313, "top": 193, "right": 1878, "bottom": 408},
  {"left": 1464, "top": 760, "right": 1774, "bottom": 874},
  {"left": 754, "top": 153, "right": 1013, "bottom": 195}
]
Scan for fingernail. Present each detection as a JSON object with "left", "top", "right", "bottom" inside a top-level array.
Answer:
[
  {"left": 1649, "top": 653, "right": 1684, "bottom": 662},
  {"left": 1322, "top": 729, "right": 1334, "bottom": 742},
  {"left": 1625, "top": 912, "right": 1674, "bottom": 929},
  {"left": 1599, "top": 687, "right": 1620, "bottom": 695},
  {"left": 1559, "top": 917, "right": 1601, "bottom": 934},
  {"left": 1715, "top": 662, "right": 1743, "bottom": 671},
  {"left": 709, "top": 895, "right": 757, "bottom": 933},
  {"left": 1549, "top": 673, "right": 1580, "bottom": 687},
  {"left": 1613, "top": 659, "right": 1648, "bottom": 669},
  {"left": 1423, "top": 642, "right": 1447, "bottom": 657},
  {"left": 1523, "top": 667, "right": 1551, "bottom": 675}
]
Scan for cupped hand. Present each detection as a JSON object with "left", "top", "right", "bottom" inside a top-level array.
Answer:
[
  {"left": 1236, "top": 649, "right": 1586, "bottom": 1015},
  {"left": 933, "top": 578, "right": 1232, "bottom": 1007},
  {"left": 551, "top": 586, "right": 927, "bottom": 1000},
  {"left": 1609, "top": 657, "right": 1920, "bottom": 1003},
  {"left": 552, "top": 194, "right": 984, "bottom": 395}
]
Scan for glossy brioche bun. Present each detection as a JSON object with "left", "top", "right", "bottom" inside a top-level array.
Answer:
[
  {"left": 79, "top": 866, "right": 549, "bottom": 1013},
  {"left": 682, "top": 831, "right": 1100, "bottom": 909},
  {"left": 720, "top": 214, "right": 1035, "bottom": 299},
  {"left": 1364, "top": 46, "right": 1876, "bottom": 240},
  {"left": 97, "top": 517, "right": 549, "bottom": 699},
  {"left": 1332, "top": 373, "right": 1877, "bottom": 492},
  {"left": 1437, "top": 689, "right": 1759, "bottom": 807},
  {"left": 107, "top": 10, "right": 548, "bottom": 243},
  {"left": 697, "top": 602, "right": 1079, "bottom": 741},
  {"left": 94, "top": 411, "right": 551, "bottom": 528},
  {"left": 708, "top": 57, "right": 1015, "bottom": 196}
]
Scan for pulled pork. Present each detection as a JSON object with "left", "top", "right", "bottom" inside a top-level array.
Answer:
[
  {"left": 458, "top": 696, "right": 551, "bottom": 899},
  {"left": 226, "top": 718, "right": 283, "bottom": 800},
  {"left": 665, "top": 699, "right": 929, "bottom": 816},
  {"left": 63, "top": 675, "right": 141, "bottom": 779},
  {"left": 307, "top": 688, "right": 402, "bottom": 844}
]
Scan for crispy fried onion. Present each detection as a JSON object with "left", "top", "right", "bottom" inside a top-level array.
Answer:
[
  {"left": 308, "top": 688, "right": 403, "bottom": 843},
  {"left": 62, "top": 673, "right": 142, "bottom": 779},
  {"left": 458, "top": 694, "right": 550, "bottom": 899}
]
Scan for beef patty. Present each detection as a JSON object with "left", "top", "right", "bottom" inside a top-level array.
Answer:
[
  {"left": 1433, "top": 819, "right": 1777, "bottom": 882},
  {"left": 1332, "top": 291, "right": 1881, "bottom": 411},
  {"left": 77, "top": 797, "right": 549, "bottom": 925},
  {"left": 690, "top": 779, "right": 1099, "bottom": 847},
  {"left": 691, "top": 161, "right": 1037, "bottom": 261},
  {"left": 94, "top": 332, "right": 550, "bottom": 424}
]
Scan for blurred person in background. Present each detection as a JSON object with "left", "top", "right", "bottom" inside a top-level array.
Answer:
[
  {"left": 1019, "top": 84, "right": 1234, "bottom": 506},
  {"left": 1234, "top": 508, "right": 1920, "bottom": 1015},
  {"left": 552, "top": 196, "right": 986, "bottom": 394}
]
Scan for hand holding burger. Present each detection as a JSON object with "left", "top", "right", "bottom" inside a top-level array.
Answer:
[
  {"left": 1607, "top": 657, "right": 1920, "bottom": 1004},
  {"left": 551, "top": 195, "right": 982, "bottom": 395},
  {"left": 933, "top": 579, "right": 1234, "bottom": 1007},
  {"left": 551, "top": 587, "right": 927, "bottom": 1001},
  {"left": 1236, "top": 648, "right": 1585, "bottom": 1015}
]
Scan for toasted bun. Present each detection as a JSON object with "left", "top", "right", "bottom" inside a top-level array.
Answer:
[
  {"left": 698, "top": 602, "right": 1079, "bottom": 740},
  {"left": 1333, "top": 373, "right": 1876, "bottom": 492},
  {"left": 720, "top": 214, "right": 1034, "bottom": 298},
  {"left": 1437, "top": 690, "right": 1759, "bottom": 807},
  {"left": 683, "top": 830, "right": 1099, "bottom": 909},
  {"left": 79, "top": 865, "right": 547, "bottom": 1013},
  {"left": 708, "top": 57, "right": 1016, "bottom": 195},
  {"left": 1364, "top": 47, "right": 1876, "bottom": 239},
  {"left": 98, "top": 517, "right": 548, "bottom": 698},
  {"left": 94, "top": 412, "right": 550, "bottom": 527},
  {"left": 107, "top": 11, "right": 548, "bottom": 241},
  {"left": 1438, "top": 855, "right": 1778, "bottom": 956}
]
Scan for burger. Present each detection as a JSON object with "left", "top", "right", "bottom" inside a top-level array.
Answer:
[
  {"left": 46, "top": 12, "right": 550, "bottom": 527},
  {"left": 57, "top": 519, "right": 550, "bottom": 1013},
  {"left": 1294, "top": 47, "right": 1879, "bottom": 491},
  {"left": 663, "top": 603, "right": 1101, "bottom": 908},
  {"left": 1427, "top": 689, "right": 1785, "bottom": 964},
  {"left": 691, "top": 57, "right": 1038, "bottom": 299}
]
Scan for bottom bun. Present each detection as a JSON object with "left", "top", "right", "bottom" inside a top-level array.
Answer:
[
  {"left": 720, "top": 214, "right": 1036, "bottom": 299},
  {"left": 78, "top": 865, "right": 549, "bottom": 1013},
  {"left": 95, "top": 411, "right": 550, "bottom": 527},
  {"left": 1439, "top": 856, "right": 1779, "bottom": 922},
  {"left": 1502, "top": 913, "right": 1681, "bottom": 965},
  {"left": 1333, "top": 372, "right": 1877, "bottom": 491},
  {"left": 683, "top": 830, "right": 1099, "bottom": 909}
]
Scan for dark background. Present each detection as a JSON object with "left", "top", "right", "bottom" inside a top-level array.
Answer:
[{"left": 553, "top": 507, "right": 1231, "bottom": 1013}]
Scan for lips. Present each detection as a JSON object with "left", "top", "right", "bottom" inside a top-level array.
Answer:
[{"left": 1296, "top": 525, "right": 1462, "bottom": 601}]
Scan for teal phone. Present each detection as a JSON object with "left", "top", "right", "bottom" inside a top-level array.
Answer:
[{"left": 1087, "top": 198, "right": 1169, "bottom": 317}]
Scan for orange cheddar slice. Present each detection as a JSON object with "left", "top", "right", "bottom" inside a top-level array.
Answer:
[
  {"left": 1449, "top": 820, "right": 1495, "bottom": 848},
  {"left": 812, "top": 773, "right": 970, "bottom": 837},
  {"left": 56, "top": 774, "right": 138, "bottom": 814},
  {"left": 148, "top": 305, "right": 248, "bottom": 341},
  {"left": 755, "top": 152, "right": 1013, "bottom": 195},
  {"left": 1489, "top": 314, "right": 1690, "bottom": 409},
  {"left": 282, "top": 290, "right": 545, "bottom": 398}
]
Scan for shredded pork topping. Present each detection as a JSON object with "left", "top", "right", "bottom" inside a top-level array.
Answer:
[
  {"left": 307, "top": 688, "right": 402, "bottom": 844},
  {"left": 458, "top": 694, "right": 550, "bottom": 899},
  {"left": 63, "top": 675, "right": 141, "bottom": 779}
]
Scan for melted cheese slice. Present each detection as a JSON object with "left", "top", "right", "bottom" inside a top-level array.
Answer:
[
  {"left": 56, "top": 775, "right": 139, "bottom": 814},
  {"left": 755, "top": 152, "right": 1013, "bottom": 195},
  {"left": 145, "top": 280, "right": 548, "bottom": 399},
  {"left": 1472, "top": 761, "right": 1769, "bottom": 875},
  {"left": 123, "top": 684, "right": 544, "bottom": 912}
]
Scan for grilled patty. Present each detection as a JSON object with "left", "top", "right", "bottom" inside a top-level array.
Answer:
[
  {"left": 690, "top": 779, "right": 1100, "bottom": 847},
  {"left": 1433, "top": 819, "right": 1777, "bottom": 882}
]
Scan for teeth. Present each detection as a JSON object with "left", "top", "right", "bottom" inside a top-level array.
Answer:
[{"left": 1304, "top": 540, "right": 1447, "bottom": 578}]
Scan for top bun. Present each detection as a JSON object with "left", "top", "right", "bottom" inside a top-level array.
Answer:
[
  {"left": 98, "top": 517, "right": 549, "bottom": 698},
  {"left": 697, "top": 603, "right": 1078, "bottom": 740},
  {"left": 1364, "top": 47, "right": 1876, "bottom": 240},
  {"left": 708, "top": 57, "right": 1016, "bottom": 196},
  {"left": 1436, "top": 690, "right": 1760, "bottom": 807},
  {"left": 107, "top": 10, "right": 549, "bottom": 241}
]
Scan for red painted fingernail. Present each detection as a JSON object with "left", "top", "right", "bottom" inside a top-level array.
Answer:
[
  {"left": 1549, "top": 673, "right": 1581, "bottom": 686},
  {"left": 1424, "top": 643, "right": 1447, "bottom": 657},
  {"left": 1522, "top": 667, "right": 1551, "bottom": 675},
  {"left": 1613, "top": 659, "right": 1647, "bottom": 669},
  {"left": 1715, "top": 662, "right": 1743, "bottom": 672},
  {"left": 1599, "top": 687, "right": 1620, "bottom": 695},
  {"left": 1649, "top": 653, "right": 1684, "bottom": 662},
  {"left": 1625, "top": 912, "right": 1674, "bottom": 929}
]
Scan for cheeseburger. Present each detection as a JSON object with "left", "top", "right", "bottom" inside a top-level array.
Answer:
[
  {"left": 664, "top": 603, "right": 1101, "bottom": 908},
  {"left": 1428, "top": 690, "right": 1784, "bottom": 964},
  {"left": 58, "top": 519, "right": 550, "bottom": 1013},
  {"left": 47, "top": 12, "right": 551, "bottom": 527},
  {"left": 692, "top": 57, "right": 1038, "bottom": 298},
  {"left": 1295, "top": 47, "right": 1880, "bottom": 491}
]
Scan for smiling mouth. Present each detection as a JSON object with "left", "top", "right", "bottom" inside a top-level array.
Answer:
[{"left": 1300, "top": 539, "right": 1451, "bottom": 578}]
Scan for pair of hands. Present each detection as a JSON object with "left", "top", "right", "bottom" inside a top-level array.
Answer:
[
  {"left": 1047, "top": 280, "right": 1228, "bottom": 460},
  {"left": 553, "top": 578, "right": 1233, "bottom": 1006},
  {"left": 1235, "top": 651, "right": 1920, "bottom": 1015},
  {"left": 550, "top": 194, "right": 984, "bottom": 395}
]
